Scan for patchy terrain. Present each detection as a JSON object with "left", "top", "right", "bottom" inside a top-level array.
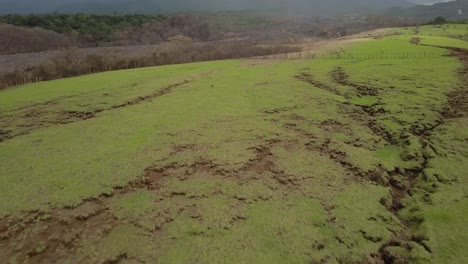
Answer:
[{"left": 0, "top": 26, "right": 467, "bottom": 263}]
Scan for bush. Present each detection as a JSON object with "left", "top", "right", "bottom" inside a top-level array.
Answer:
[
  {"left": 433, "top": 16, "right": 447, "bottom": 25},
  {"left": 0, "top": 24, "right": 72, "bottom": 55}
]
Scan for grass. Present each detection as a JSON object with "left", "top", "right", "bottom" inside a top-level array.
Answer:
[
  {"left": 0, "top": 25, "right": 467, "bottom": 263},
  {"left": 392, "top": 24, "right": 468, "bottom": 41}
]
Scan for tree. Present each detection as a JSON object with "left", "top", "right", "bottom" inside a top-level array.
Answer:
[{"left": 433, "top": 16, "right": 446, "bottom": 27}]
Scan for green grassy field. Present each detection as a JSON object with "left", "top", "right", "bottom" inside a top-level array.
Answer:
[
  {"left": 392, "top": 24, "right": 468, "bottom": 49},
  {"left": 0, "top": 26, "right": 467, "bottom": 263},
  {"left": 392, "top": 24, "right": 468, "bottom": 40}
]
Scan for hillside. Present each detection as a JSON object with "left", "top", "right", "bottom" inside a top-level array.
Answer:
[
  {"left": 0, "top": 25, "right": 467, "bottom": 263},
  {"left": 0, "top": 0, "right": 414, "bottom": 15},
  {"left": 386, "top": 0, "right": 468, "bottom": 19}
]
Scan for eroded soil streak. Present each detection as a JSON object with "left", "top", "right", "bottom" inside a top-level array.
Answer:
[
  {"left": 378, "top": 48, "right": 468, "bottom": 263},
  {"left": 294, "top": 56, "right": 468, "bottom": 263},
  {"left": 0, "top": 80, "right": 190, "bottom": 143},
  {"left": 0, "top": 137, "right": 292, "bottom": 263},
  {"left": 1, "top": 51, "right": 467, "bottom": 263}
]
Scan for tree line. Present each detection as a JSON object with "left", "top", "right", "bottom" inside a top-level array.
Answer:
[
  {"left": 0, "top": 42, "right": 299, "bottom": 89},
  {"left": 0, "top": 14, "right": 166, "bottom": 42}
]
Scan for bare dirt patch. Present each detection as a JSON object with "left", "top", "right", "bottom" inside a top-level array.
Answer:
[
  {"left": 295, "top": 72, "right": 343, "bottom": 95},
  {"left": 410, "top": 37, "right": 421, "bottom": 45},
  {"left": 59, "top": 111, "right": 96, "bottom": 122},
  {"left": 112, "top": 81, "right": 189, "bottom": 110},
  {"left": 244, "top": 144, "right": 276, "bottom": 175},
  {"left": 240, "top": 139, "right": 296, "bottom": 186},
  {"left": 319, "top": 120, "right": 353, "bottom": 136},
  {"left": 264, "top": 106, "right": 299, "bottom": 114},
  {"left": 0, "top": 130, "right": 12, "bottom": 143},
  {"left": 0, "top": 205, "right": 116, "bottom": 263}
]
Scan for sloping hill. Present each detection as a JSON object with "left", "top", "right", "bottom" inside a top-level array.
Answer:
[{"left": 0, "top": 27, "right": 467, "bottom": 263}]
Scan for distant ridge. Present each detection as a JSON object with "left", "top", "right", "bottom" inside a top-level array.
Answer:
[
  {"left": 0, "top": 0, "right": 413, "bottom": 15},
  {"left": 386, "top": 0, "right": 467, "bottom": 19}
]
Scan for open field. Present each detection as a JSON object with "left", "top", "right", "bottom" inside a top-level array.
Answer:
[
  {"left": 392, "top": 24, "right": 468, "bottom": 41},
  {"left": 0, "top": 26, "right": 467, "bottom": 263}
]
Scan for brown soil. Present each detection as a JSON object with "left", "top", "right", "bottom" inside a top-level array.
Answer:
[
  {"left": 112, "top": 81, "right": 189, "bottom": 110},
  {"left": 0, "top": 204, "right": 116, "bottom": 263},
  {"left": 295, "top": 72, "right": 343, "bottom": 96},
  {"left": 443, "top": 48, "right": 468, "bottom": 119},
  {"left": 319, "top": 119, "right": 353, "bottom": 137},
  {"left": 0, "top": 130, "right": 12, "bottom": 142},
  {"left": 410, "top": 37, "right": 421, "bottom": 45},
  {"left": 60, "top": 111, "right": 96, "bottom": 122},
  {"left": 331, "top": 66, "right": 379, "bottom": 96},
  {"left": 264, "top": 106, "right": 298, "bottom": 114},
  {"left": 244, "top": 144, "right": 276, "bottom": 175}
]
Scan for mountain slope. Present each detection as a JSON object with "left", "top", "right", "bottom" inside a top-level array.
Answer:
[
  {"left": 0, "top": 0, "right": 414, "bottom": 14},
  {"left": 386, "top": 0, "right": 467, "bottom": 19}
]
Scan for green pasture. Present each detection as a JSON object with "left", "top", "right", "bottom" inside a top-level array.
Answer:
[{"left": 0, "top": 31, "right": 467, "bottom": 263}]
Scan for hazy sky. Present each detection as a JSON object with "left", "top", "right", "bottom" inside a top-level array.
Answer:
[
  {"left": 411, "top": 0, "right": 454, "bottom": 3},
  {"left": 0, "top": 0, "right": 449, "bottom": 4}
]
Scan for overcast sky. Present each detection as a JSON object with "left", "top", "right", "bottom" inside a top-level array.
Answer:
[
  {"left": 0, "top": 0, "right": 450, "bottom": 4},
  {"left": 411, "top": 0, "right": 454, "bottom": 3}
]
